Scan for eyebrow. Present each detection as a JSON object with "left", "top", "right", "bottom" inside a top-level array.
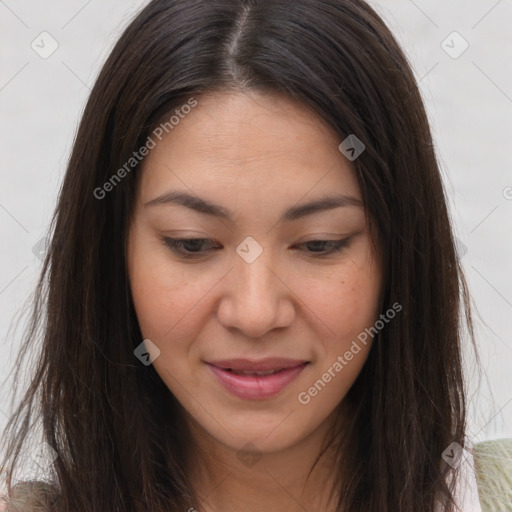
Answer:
[{"left": 144, "top": 190, "right": 363, "bottom": 221}]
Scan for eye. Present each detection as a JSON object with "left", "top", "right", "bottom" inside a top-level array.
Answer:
[
  {"left": 161, "top": 237, "right": 218, "bottom": 258},
  {"left": 294, "top": 238, "right": 351, "bottom": 257},
  {"left": 161, "top": 237, "right": 351, "bottom": 259}
]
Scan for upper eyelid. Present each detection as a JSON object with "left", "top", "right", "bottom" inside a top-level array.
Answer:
[{"left": 162, "top": 236, "right": 350, "bottom": 244}]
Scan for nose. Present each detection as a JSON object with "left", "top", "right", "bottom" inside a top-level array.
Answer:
[{"left": 216, "top": 245, "right": 295, "bottom": 338}]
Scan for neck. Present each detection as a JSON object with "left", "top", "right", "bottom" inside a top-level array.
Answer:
[{"left": 184, "top": 409, "right": 343, "bottom": 512}]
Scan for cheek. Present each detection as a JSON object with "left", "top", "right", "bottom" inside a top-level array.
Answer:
[
  {"left": 308, "top": 258, "right": 381, "bottom": 346},
  {"left": 298, "top": 262, "right": 380, "bottom": 408},
  {"left": 128, "top": 229, "right": 204, "bottom": 345}
]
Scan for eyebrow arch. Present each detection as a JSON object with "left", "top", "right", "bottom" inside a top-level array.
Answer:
[{"left": 144, "top": 190, "right": 363, "bottom": 221}]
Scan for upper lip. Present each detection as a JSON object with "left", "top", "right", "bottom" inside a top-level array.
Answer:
[{"left": 206, "top": 358, "right": 309, "bottom": 371}]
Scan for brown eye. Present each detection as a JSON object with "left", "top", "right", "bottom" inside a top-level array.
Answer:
[
  {"left": 296, "top": 238, "right": 351, "bottom": 256},
  {"left": 162, "top": 237, "right": 219, "bottom": 257}
]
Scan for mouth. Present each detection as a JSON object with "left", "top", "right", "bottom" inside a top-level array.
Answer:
[{"left": 205, "top": 358, "right": 310, "bottom": 400}]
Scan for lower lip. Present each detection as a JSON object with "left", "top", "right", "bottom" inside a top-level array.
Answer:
[{"left": 207, "top": 363, "right": 308, "bottom": 400}]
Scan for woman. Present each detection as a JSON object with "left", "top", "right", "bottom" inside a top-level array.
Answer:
[{"left": 0, "top": 0, "right": 477, "bottom": 510}]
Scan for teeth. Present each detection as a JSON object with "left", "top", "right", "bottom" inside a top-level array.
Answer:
[{"left": 229, "top": 369, "right": 281, "bottom": 376}]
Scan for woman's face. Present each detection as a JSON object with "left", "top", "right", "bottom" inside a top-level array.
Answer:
[{"left": 127, "top": 90, "right": 382, "bottom": 455}]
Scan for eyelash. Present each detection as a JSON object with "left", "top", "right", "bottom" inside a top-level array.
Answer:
[{"left": 161, "top": 237, "right": 351, "bottom": 259}]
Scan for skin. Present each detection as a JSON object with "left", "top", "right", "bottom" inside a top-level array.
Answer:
[{"left": 127, "top": 89, "right": 383, "bottom": 512}]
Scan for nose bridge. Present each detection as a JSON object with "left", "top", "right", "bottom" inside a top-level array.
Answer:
[
  {"left": 217, "top": 236, "right": 293, "bottom": 336},
  {"left": 233, "top": 236, "right": 278, "bottom": 302}
]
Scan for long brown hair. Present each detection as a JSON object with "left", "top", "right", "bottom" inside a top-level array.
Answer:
[{"left": 0, "top": 0, "right": 476, "bottom": 510}]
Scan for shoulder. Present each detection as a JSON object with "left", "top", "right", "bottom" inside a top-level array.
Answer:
[
  {"left": 0, "top": 480, "right": 60, "bottom": 511},
  {"left": 473, "top": 438, "right": 512, "bottom": 512},
  {"left": 448, "top": 439, "right": 512, "bottom": 512}
]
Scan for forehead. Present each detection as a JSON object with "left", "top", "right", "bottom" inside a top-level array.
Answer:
[{"left": 137, "top": 90, "right": 361, "bottom": 208}]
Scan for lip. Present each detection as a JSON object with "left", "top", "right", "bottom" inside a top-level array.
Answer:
[
  {"left": 206, "top": 358, "right": 309, "bottom": 400},
  {"left": 208, "top": 358, "right": 308, "bottom": 372}
]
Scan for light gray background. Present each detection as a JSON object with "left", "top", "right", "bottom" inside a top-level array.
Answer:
[{"left": 1, "top": 0, "right": 511, "bottom": 460}]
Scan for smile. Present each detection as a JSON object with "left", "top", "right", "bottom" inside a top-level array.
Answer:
[{"left": 205, "top": 358, "right": 309, "bottom": 400}]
